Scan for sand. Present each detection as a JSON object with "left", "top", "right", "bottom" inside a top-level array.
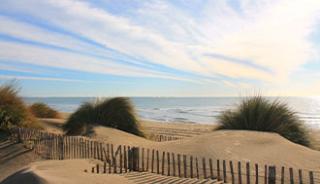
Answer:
[
  {"left": 2, "top": 116, "right": 320, "bottom": 183},
  {"left": 37, "top": 117, "right": 320, "bottom": 170},
  {"left": 1, "top": 160, "right": 134, "bottom": 184}
]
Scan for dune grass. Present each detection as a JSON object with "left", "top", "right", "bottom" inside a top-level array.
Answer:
[
  {"left": 217, "top": 96, "right": 311, "bottom": 147},
  {"left": 0, "top": 83, "right": 40, "bottom": 130},
  {"left": 29, "top": 103, "right": 59, "bottom": 118},
  {"left": 63, "top": 97, "right": 144, "bottom": 137}
]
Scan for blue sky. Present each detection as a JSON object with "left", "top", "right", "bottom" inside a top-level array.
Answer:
[{"left": 1, "top": 0, "right": 320, "bottom": 97}]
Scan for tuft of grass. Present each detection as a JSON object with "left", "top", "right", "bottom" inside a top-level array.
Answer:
[
  {"left": 217, "top": 96, "right": 311, "bottom": 147},
  {"left": 63, "top": 97, "right": 144, "bottom": 137},
  {"left": 62, "top": 102, "right": 95, "bottom": 135},
  {"left": 0, "top": 83, "right": 41, "bottom": 130},
  {"left": 29, "top": 102, "right": 59, "bottom": 118}
]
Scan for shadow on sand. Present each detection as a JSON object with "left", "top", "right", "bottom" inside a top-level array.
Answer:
[{"left": 0, "top": 168, "right": 47, "bottom": 184}]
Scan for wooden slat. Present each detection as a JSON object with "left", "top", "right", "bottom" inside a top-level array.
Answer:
[
  {"left": 289, "top": 168, "right": 294, "bottom": 184},
  {"left": 167, "top": 152, "right": 171, "bottom": 176},
  {"left": 281, "top": 166, "right": 285, "bottom": 184},
  {"left": 246, "top": 162, "right": 250, "bottom": 184},
  {"left": 238, "top": 161, "right": 242, "bottom": 184},
  {"left": 183, "top": 155, "right": 187, "bottom": 178},
  {"left": 230, "top": 161, "right": 235, "bottom": 184},
  {"left": 203, "top": 157, "right": 207, "bottom": 179},
  {"left": 156, "top": 150, "right": 160, "bottom": 174},
  {"left": 255, "top": 163, "right": 259, "bottom": 184},
  {"left": 309, "top": 171, "right": 314, "bottom": 184},
  {"left": 217, "top": 159, "right": 221, "bottom": 181},
  {"left": 196, "top": 157, "right": 199, "bottom": 179},
  {"left": 172, "top": 153, "right": 176, "bottom": 177},
  {"left": 209, "top": 158, "right": 214, "bottom": 179},
  {"left": 268, "top": 166, "right": 276, "bottom": 184},
  {"left": 223, "top": 160, "right": 227, "bottom": 182},
  {"left": 190, "top": 156, "right": 193, "bottom": 178},
  {"left": 178, "top": 154, "right": 181, "bottom": 177},
  {"left": 161, "top": 151, "right": 165, "bottom": 175}
]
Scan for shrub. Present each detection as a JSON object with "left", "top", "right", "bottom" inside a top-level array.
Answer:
[
  {"left": 63, "top": 97, "right": 144, "bottom": 137},
  {"left": 0, "top": 83, "right": 40, "bottom": 130},
  {"left": 29, "top": 103, "right": 59, "bottom": 118},
  {"left": 217, "top": 96, "right": 310, "bottom": 147},
  {"left": 62, "top": 102, "right": 95, "bottom": 135}
]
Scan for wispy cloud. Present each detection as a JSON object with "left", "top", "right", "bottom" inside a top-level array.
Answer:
[
  {"left": 0, "top": 74, "right": 91, "bottom": 83},
  {"left": 0, "top": 0, "right": 320, "bottom": 95}
]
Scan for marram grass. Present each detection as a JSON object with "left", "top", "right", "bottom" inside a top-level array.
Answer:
[
  {"left": 0, "top": 83, "right": 40, "bottom": 130},
  {"left": 30, "top": 102, "right": 59, "bottom": 118},
  {"left": 63, "top": 97, "right": 144, "bottom": 137},
  {"left": 217, "top": 96, "right": 310, "bottom": 147}
]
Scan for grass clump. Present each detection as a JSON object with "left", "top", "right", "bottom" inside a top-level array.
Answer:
[
  {"left": 29, "top": 103, "right": 59, "bottom": 118},
  {"left": 217, "top": 96, "right": 310, "bottom": 147},
  {"left": 63, "top": 97, "right": 144, "bottom": 137},
  {"left": 0, "top": 83, "right": 40, "bottom": 130}
]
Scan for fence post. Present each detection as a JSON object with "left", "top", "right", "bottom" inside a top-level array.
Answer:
[
  {"left": 124, "top": 146, "right": 127, "bottom": 172},
  {"left": 264, "top": 165, "right": 268, "bottom": 184},
  {"left": 190, "top": 156, "right": 194, "bottom": 178},
  {"left": 281, "top": 166, "right": 285, "bottom": 184},
  {"left": 203, "top": 158, "right": 207, "bottom": 179},
  {"left": 142, "top": 148, "right": 145, "bottom": 171},
  {"left": 172, "top": 153, "right": 176, "bottom": 177},
  {"left": 119, "top": 145, "right": 123, "bottom": 174},
  {"left": 151, "top": 149, "right": 154, "bottom": 173},
  {"left": 161, "top": 151, "right": 165, "bottom": 175},
  {"left": 230, "top": 161, "right": 235, "bottom": 184},
  {"left": 196, "top": 157, "right": 199, "bottom": 179},
  {"left": 217, "top": 160, "right": 221, "bottom": 181},
  {"left": 60, "top": 136, "right": 64, "bottom": 160},
  {"left": 298, "top": 169, "right": 303, "bottom": 184},
  {"left": 289, "top": 168, "right": 294, "bottom": 184},
  {"left": 100, "top": 142, "right": 103, "bottom": 161},
  {"left": 183, "top": 155, "right": 187, "bottom": 178},
  {"left": 146, "top": 149, "right": 150, "bottom": 172},
  {"left": 255, "top": 164, "right": 259, "bottom": 184},
  {"left": 309, "top": 171, "right": 314, "bottom": 184},
  {"left": 268, "top": 166, "right": 276, "bottom": 184},
  {"left": 112, "top": 144, "right": 117, "bottom": 173},
  {"left": 156, "top": 150, "right": 160, "bottom": 174},
  {"left": 209, "top": 158, "right": 214, "bottom": 179},
  {"left": 178, "top": 154, "right": 181, "bottom": 177},
  {"left": 132, "top": 147, "right": 139, "bottom": 171},
  {"left": 106, "top": 143, "right": 109, "bottom": 161},
  {"left": 223, "top": 160, "right": 227, "bottom": 182},
  {"left": 246, "top": 162, "right": 250, "bottom": 184},
  {"left": 165, "top": 152, "right": 169, "bottom": 176}
]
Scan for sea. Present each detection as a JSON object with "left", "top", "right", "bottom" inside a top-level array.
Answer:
[{"left": 24, "top": 97, "right": 320, "bottom": 128}]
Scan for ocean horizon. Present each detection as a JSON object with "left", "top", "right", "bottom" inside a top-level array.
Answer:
[{"left": 24, "top": 96, "right": 320, "bottom": 128}]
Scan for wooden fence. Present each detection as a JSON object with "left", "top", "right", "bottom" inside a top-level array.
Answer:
[
  {"left": 11, "top": 127, "right": 319, "bottom": 184},
  {"left": 148, "top": 134, "right": 180, "bottom": 142}
]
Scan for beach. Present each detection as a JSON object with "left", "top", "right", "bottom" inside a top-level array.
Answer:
[{"left": 1, "top": 115, "right": 320, "bottom": 184}]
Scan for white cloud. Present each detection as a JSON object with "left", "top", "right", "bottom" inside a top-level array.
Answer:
[
  {"left": 0, "top": 0, "right": 320, "bottom": 89},
  {"left": 0, "top": 74, "right": 90, "bottom": 82}
]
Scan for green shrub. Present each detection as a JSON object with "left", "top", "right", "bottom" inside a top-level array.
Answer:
[
  {"left": 0, "top": 83, "right": 40, "bottom": 130},
  {"left": 63, "top": 97, "right": 144, "bottom": 137},
  {"left": 62, "top": 102, "right": 95, "bottom": 135},
  {"left": 217, "top": 96, "right": 310, "bottom": 147},
  {"left": 29, "top": 103, "right": 59, "bottom": 118}
]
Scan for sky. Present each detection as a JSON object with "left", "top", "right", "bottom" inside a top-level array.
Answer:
[{"left": 1, "top": 0, "right": 320, "bottom": 97}]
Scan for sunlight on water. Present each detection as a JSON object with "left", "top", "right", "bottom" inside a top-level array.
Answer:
[{"left": 24, "top": 97, "right": 320, "bottom": 128}]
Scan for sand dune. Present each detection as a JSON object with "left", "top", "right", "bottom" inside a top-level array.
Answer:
[
  {"left": 84, "top": 125, "right": 320, "bottom": 171},
  {"left": 1, "top": 117, "right": 317, "bottom": 184},
  {"left": 37, "top": 118, "right": 320, "bottom": 170},
  {"left": 1, "top": 160, "right": 134, "bottom": 184}
]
